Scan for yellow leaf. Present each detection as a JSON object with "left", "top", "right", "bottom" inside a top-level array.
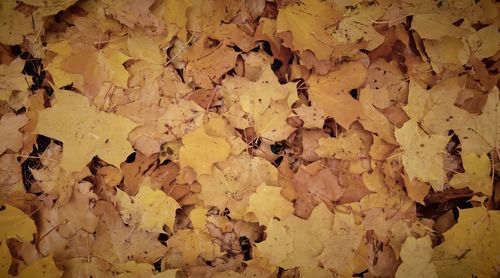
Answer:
[
  {"left": 0, "top": 241, "right": 11, "bottom": 276},
  {"left": 21, "top": 0, "right": 78, "bottom": 16},
  {"left": 246, "top": 184, "right": 293, "bottom": 225},
  {"left": 0, "top": 203, "right": 36, "bottom": 242},
  {"left": 256, "top": 203, "right": 334, "bottom": 273},
  {"left": 35, "top": 89, "right": 139, "bottom": 173},
  {"left": 316, "top": 131, "right": 365, "bottom": 160},
  {"left": 467, "top": 25, "right": 500, "bottom": 59},
  {"left": 165, "top": 229, "right": 223, "bottom": 266},
  {"left": 432, "top": 207, "right": 500, "bottom": 277},
  {"left": 332, "top": 5, "right": 385, "bottom": 51},
  {"left": 308, "top": 62, "right": 367, "bottom": 128},
  {"left": 115, "top": 178, "right": 180, "bottom": 233},
  {"left": 450, "top": 153, "right": 492, "bottom": 196},
  {"left": 0, "top": 1, "right": 33, "bottom": 45},
  {"left": 395, "top": 119, "right": 449, "bottom": 191},
  {"left": 179, "top": 126, "right": 231, "bottom": 176},
  {"left": 276, "top": 0, "right": 339, "bottom": 60},
  {"left": 455, "top": 88, "right": 500, "bottom": 154},
  {"left": 127, "top": 33, "right": 165, "bottom": 64},
  {"left": 45, "top": 41, "right": 84, "bottom": 90},
  {"left": 317, "top": 210, "right": 364, "bottom": 276},
  {"left": 198, "top": 153, "right": 278, "bottom": 219},
  {"left": 293, "top": 105, "right": 326, "bottom": 129},
  {"left": 0, "top": 58, "right": 30, "bottom": 100},
  {"left": 255, "top": 218, "right": 293, "bottom": 266},
  {"left": 0, "top": 113, "right": 28, "bottom": 155},
  {"left": 395, "top": 236, "right": 437, "bottom": 278},
  {"left": 62, "top": 46, "right": 131, "bottom": 97},
  {"left": 17, "top": 255, "right": 63, "bottom": 278},
  {"left": 412, "top": 13, "right": 470, "bottom": 40}
]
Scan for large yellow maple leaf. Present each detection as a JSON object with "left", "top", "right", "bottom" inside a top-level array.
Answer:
[
  {"left": 0, "top": 203, "right": 36, "bottom": 242},
  {"left": 246, "top": 184, "right": 294, "bottom": 225},
  {"left": 395, "top": 119, "right": 449, "bottom": 191},
  {"left": 276, "top": 0, "right": 339, "bottom": 60},
  {"left": 308, "top": 62, "right": 367, "bottom": 129},
  {"left": 450, "top": 153, "right": 492, "bottom": 196},
  {"left": 35, "top": 89, "right": 139, "bottom": 173},
  {"left": 432, "top": 206, "right": 500, "bottom": 277},
  {"left": 395, "top": 236, "right": 437, "bottom": 278},
  {"left": 115, "top": 178, "right": 180, "bottom": 233},
  {"left": 256, "top": 203, "right": 334, "bottom": 277},
  {"left": 178, "top": 126, "right": 231, "bottom": 176},
  {"left": 197, "top": 153, "right": 278, "bottom": 219}
]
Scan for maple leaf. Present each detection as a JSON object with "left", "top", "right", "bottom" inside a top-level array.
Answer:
[
  {"left": 316, "top": 131, "right": 366, "bottom": 160},
  {"left": 395, "top": 236, "right": 437, "bottom": 278},
  {"left": 197, "top": 153, "right": 278, "bottom": 219},
  {"left": 450, "top": 153, "right": 492, "bottom": 196},
  {"left": 467, "top": 26, "right": 500, "bottom": 60},
  {"left": 256, "top": 203, "right": 334, "bottom": 275},
  {"left": 179, "top": 126, "right": 231, "bottom": 176},
  {"left": 308, "top": 62, "right": 367, "bottom": 128},
  {"left": 276, "top": 0, "right": 340, "bottom": 60},
  {"left": 0, "top": 58, "right": 30, "bottom": 100},
  {"left": 317, "top": 210, "right": 364, "bottom": 276},
  {"left": 35, "top": 89, "right": 139, "bottom": 173},
  {"left": 246, "top": 184, "right": 294, "bottom": 225},
  {"left": 62, "top": 46, "right": 131, "bottom": 97},
  {"left": 454, "top": 88, "right": 500, "bottom": 154},
  {"left": 165, "top": 229, "right": 224, "bottom": 267},
  {"left": 395, "top": 119, "right": 449, "bottom": 191},
  {"left": 101, "top": 0, "right": 164, "bottom": 35},
  {"left": 0, "top": 113, "right": 28, "bottom": 155},
  {"left": 115, "top": 178, "right": 180, "bottom": 233},
  {"left": 0, "top": 1, "right": 33, "bottom": 45},
  {"left": 293, "top": 105, "right": 327, "bottom": 129},
  {"left": 331, "top": 5, "right": 385, "bottom": 51},
  {"left": 0, "top": 203, "right": 36, "bottom": 242},
  {"left": 222, "top": 55, "right": 297, "bottom": 141},
  {"left": 183, "top": 36, "right": 238, "bottom": 89},
  {"left": 432, "top": 206, "right": 500, "bottom": 277},
  {"left": 404, "top": 77, "right": 470, "bottom": 135},
  {"left": 92, "top": 201, "right": 167, "bottom": 263}
]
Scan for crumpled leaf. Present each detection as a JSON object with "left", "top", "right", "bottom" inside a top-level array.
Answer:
[
  {"left": 395, "top": 119, "right": 449, "bottom": 191},
  {"left": 0, "top": 203, "right": 36, "bottom": 242},
  {"left": 432, "top": 206, "right": 500, "bottom": 278},
  {"left": 35, "top": 89, "right": 139, "bottom": 173},
  {"left": 395, "top": 236, "right": 437, "bottom": 278},
  {"left": 0, "top": 113, "right": 28, "bottom": 155},
  {"left": 179, "top": 126, "right": 231, "bottom": 176},
  {"left": 450, "top": 153, "right": 492, "bottom": 196},
  {"left": 246, "top": 184, "right": 293, "bottom": 225},
  {"left": 115, "top": 178, "right": 180, "bottom": 233},
  {"left": 308, "top": 62, "right": 367, "bottom": 128}
]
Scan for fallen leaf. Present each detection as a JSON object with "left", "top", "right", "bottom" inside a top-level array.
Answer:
[
  {"left": 246, "top": 184, "right": 294, "bottom": 225},
  {"left": 395, "top": 235, "right": 437, "bottom": 278},
  {"left": 395, "top": 119, "right": 449, "bottom": 191},
  {"left": 450, "top": 153, "right": 492, "bottom": 196},
  {"left": 308, "top": 62, "right": 367, "bottom": 128},
  {"left": 35, "top": 89, "right": 139, "bottom": 173},
  {"left": 115, "top": 178, "right": 180, "bottom": 233},
  {"left": 0, "top": 203, "right": 36, "bottom": 242},
  {"left": 179, "top": 126, "right": 231, "bottom": 176}
]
